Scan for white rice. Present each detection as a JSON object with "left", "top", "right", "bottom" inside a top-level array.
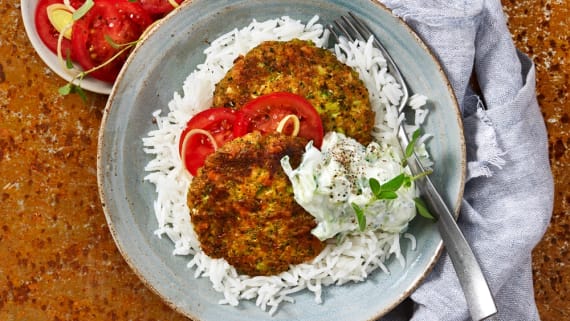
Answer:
[{"left": 142, "top": 16, "right": 430, "bottom": 315}]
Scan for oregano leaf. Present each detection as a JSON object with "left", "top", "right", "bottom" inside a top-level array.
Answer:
[
  {"left": 412, "top": 128, "right": 421, "bottom": 140},
  {"left": 351, "top": 203, "right": 366, "bottom": 231},
  {"left": 403, "top": 175, "right": 412, "bottom": 188},
  {"left": 405, "top": 128, "right": 421, "bottom": 159},
  {"left": 380, "top": 173, "right": 405, "bottom": 192},
  {"left": 377, "top": 190, "right": 398, "bottom": 200},
  {"left": 414, "top": 197, "right": 436, "bottom": 220},
  {"left": 369, "top": 177, "right": 381, "bottom": 195}
]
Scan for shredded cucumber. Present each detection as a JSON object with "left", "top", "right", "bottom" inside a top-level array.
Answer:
[{"left": 281, "top": 132, "right": 417, "bottom": 240}]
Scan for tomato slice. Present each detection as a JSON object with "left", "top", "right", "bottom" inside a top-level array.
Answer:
[
  {"left": 35, "top": 0, "right": 84, "bottom": 60},
  {"left": 179, "top": 108, "right": 240, "bottom": 176},
  {"left": 233, "top": 92, "right": 324, "bottom": 148},
  {"left": 71, "top": 0, "right": 153, "bottom": 83},
  {"left": 138, "top": 0, "right": 184, "bottom": 19}
]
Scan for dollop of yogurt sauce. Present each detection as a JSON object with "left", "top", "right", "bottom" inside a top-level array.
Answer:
[{"left": 281, "top": 132, "right": 417, "bottom": 240}]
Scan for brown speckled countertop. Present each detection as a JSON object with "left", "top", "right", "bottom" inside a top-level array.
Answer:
[
  {"left": 1, "top": 0, "right": 568, "bottom": 320},
  {"left": 502, "top": 1, "right": 570, "bottom": 319}
]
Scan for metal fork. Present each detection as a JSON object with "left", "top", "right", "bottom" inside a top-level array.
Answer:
[{"left": 328, "top": 13, "right": 497, "bottom": 321}]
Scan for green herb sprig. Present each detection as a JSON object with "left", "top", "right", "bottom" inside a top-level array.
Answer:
[
  {"left": 350, "top": 129, "right": 436, "bottom": 231},
  {"left": 401, "top": 128, "right": 436, "bottom": 220}
]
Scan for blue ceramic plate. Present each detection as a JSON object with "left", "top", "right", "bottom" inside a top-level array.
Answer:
[{"left": 98, "top": 0, "right": 465, "bottom": 320}]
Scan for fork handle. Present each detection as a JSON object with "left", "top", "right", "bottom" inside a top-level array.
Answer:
[
  {"left": 401, "top": 128, "right": 498, "bottom": 321},
  {"left": 420, "top": 176, "right": 497, "bottom": 320}
]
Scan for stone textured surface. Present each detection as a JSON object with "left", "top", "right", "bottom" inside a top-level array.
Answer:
[
  {"left": 502, "top": 0, "right": 570, "bottom": 319},
  {"left": 0, "top": 1, "right": 188, "bottom": 320},
  {"left": 0, "top": 0, "right": 567, "bottom": 319}
]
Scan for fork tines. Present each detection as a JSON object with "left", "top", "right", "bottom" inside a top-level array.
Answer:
[
  {"left": 330, "top": 12, "right": 372, "bottom": 43},
  {"left": 328, "top": 12, "right": 409, "bottom": 112}
]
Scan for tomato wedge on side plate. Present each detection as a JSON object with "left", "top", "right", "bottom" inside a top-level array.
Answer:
[
  {"left": 35, "top": 0, "right": 85, "bottom": 60},
  {"left": 71, "top": 0, "right": 153, "bottom": 83},
  {"left": 138, "top": 0, "right": 184, "bottom": 19},
  {"left": 179, "top": 108, "right": 240, "bottom": 176},
  {"left": 233, "top": 92, "right": 324, "bottom": 148}
]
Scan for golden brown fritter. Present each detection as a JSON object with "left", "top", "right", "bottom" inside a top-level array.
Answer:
[
  {"left": 213, "top": 39, "right": 375, "bottom": 145},
  {"left": 188, "top": 132, "right": 324, "bottom": 276}
]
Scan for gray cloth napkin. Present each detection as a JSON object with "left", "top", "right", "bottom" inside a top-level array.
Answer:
[{"left": 377, "top": 0, "right": 555, "bottom": 320}]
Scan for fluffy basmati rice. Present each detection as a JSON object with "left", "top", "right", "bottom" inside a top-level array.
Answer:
[{"left": 142, "top": 15, "right": 430, "bottom": 315}]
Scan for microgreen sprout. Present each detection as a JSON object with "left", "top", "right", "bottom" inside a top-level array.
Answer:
[
  {"left": 65, "top": 50, "right": 73, "bottom": 69},
  {"left": 72, "top": 0, "right": 94, "bottom": 21},
  {"left": 59, "top": 82, "right": 87, "bottom": 101},
  {"left": 54, "top": 0, "right": 140, "bottom": 101},
  {"left": 104, "top": 35, "right": 140, "bottom": 50},
  {"left": 44, "top": 0, "right": 178, "bottom": 100},
  {"left": 58, "top": 39, "right": 138, "bottom": 101}
]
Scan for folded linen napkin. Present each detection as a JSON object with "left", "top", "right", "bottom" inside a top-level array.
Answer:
[{"left": 377, "top": 0, "right": 555, "bottom": 320}]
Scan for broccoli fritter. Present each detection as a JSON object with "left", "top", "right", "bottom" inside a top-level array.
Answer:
[
  {"left": 188, "top": 132, "right": 324, "bottom": 276},
  {"left": 213, "top": 39, "right": 375, "bottom": 145}
]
